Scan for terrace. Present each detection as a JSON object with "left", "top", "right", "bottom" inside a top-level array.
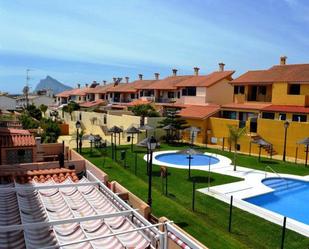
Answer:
[{"left": 0, "top": 148, "right": 206, "bottom": 249}]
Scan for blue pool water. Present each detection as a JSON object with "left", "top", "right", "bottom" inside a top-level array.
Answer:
[
  {"left": 245, "top": 177, "right": 309, "bottom": 225},
  {"left": 155, "top": 153, "right": 219, "bottom": 166}
]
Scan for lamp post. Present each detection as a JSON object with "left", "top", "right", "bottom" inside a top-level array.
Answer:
[
  {"left": 283, "top": 121, "right": 290, "bottom": 161},
  {"left": 178, "top": 148, "right": 202, "bottom": 180},
  {"left": 75, "top": 121, "right": 81, "bottom": 152},
  {"left": 89, "top": 134, "right": 95, "bottom": 154},
  {"left": 147, "top": 136, "right": 157, "bottom": 207}
]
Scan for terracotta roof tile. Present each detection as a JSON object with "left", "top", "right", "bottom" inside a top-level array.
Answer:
[
  {"left": 139, "top": 76, "right": 191, "bottom": 90},
  {"left": 262, "top": 105, "right": 309, "bottom": 114},
  {"left": 126, "top": 99, "right": 152, "bottom": 106},
  {"left": 55, "top": 90, "right": 72, "bottom": 97},
  {"left": 175, "top": 71, "right": 235, "bottom": 87},
  {"left": 232, "top": 64, "right": 309, "bottom": 84},
  {"left": 79, "top": 99, "right": 106, "bottom": 108},
  {"left": 107, "top": 80, "right": 158, "bottom": 92},
  {"left": 221, "top": 103, "right": 271, "bottom": 111},
  {"left": 179, "top": 105, "right": 220, "bottom": 119},
  {"left": 0, "top": 128, "right": 36, "bottom": 147}
]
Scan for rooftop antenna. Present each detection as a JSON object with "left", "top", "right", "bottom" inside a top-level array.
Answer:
[{"left": 23, "top": 69, "right": 32, "bottom": 108}]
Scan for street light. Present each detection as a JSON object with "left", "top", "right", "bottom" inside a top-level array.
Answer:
[
  {"left": 147, "top": 136, "right": 157, "bottom": 207},
  {"left": 89, "top": 134, "right": 95, "bottom": 153},
  {"left": 75, "top": 121, "right": 81, "bottom": 152},
  {"left": 283, "top": 121, "right": 290, "bottom": 161}
]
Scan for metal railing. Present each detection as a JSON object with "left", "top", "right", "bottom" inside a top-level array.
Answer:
[{"left": 264, "top": 165, "right": 289, "bottom": 189}]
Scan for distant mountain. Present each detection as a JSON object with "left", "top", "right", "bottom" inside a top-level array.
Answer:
[{"left": 34, "top": 75, "right": 72, "bottom": 94}]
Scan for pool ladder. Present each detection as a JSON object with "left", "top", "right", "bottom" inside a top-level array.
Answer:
[{"left": 264, "top": 165, "right": 289, "bottom": 189}]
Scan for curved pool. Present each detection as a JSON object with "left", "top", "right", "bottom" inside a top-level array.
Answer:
[
  {"left": 245, "top": 177, "right": 309, "bottom": 225},
  {"left": 155, "top": 153, "right": 220, "bottom": 166}
]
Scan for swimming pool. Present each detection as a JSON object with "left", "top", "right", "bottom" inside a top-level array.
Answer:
[
  {"left": 154, "top": 153, "right": 220, "bottom": 166},
  {"left": 245, "top": 177, "right": 309, "bottom": 225}
]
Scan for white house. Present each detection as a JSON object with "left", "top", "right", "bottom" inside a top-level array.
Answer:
[{"left": 16, "top": 95, "right": 55, "bottom": 108}]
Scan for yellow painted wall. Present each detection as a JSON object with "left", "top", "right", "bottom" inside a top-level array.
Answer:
[
  {"left": 207, "top": 117, "right": 264, "bottom": 155},
  {"left": 61, "top": 110, "right": 165, "bottom": 146},
  {"left": 257, "top": 119, "right": 309, "bottom": 159},
  {"left": 272, "top": 82, "right": 307, "bottom": 106},
  {"left": 182, "top": 119, "right": 207, "bottom": 144}
]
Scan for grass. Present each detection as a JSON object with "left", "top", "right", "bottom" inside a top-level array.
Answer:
[
  {"left": 205, "top": 146, "right": 309, "bottom": 176},
  {"left": 82, "top": 143, "right": 309, "bottom": 249}
]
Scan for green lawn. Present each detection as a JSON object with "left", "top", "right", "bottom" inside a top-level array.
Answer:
[
  {"left": 205, "top": 146, "right": 309, "bottom": 176},
  {"left": 82, "top": 144, "right": 309, "bottom": 249}
]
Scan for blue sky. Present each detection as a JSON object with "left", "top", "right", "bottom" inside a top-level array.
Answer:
[{"left": 0, "top": 0, "right": 308, "bottom": 93}]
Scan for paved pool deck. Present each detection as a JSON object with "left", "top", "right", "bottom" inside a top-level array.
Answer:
[{"left": 196, "top": 157, "right": 309, "bottom": 237}]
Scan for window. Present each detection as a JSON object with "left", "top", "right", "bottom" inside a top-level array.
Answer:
[
  {"left": 140, "top": 91, "right": 144, "bottom": 97},
  {"left": 222, "top": 111, "right": 237, "bottom": 119},
  {"left": 182, "top": 87, "right": 196, "bottom": 96},
  {"left": 279, "top": 113, "right": 286, "bottom": 120},
  {"left": 177, "top": 91, "right": 180, "bottom": 98},
  {"left": 292, "top": 114, "right": 307, "bottom": 122},
  {"left": 130, "top": 93, "right": 135, "bottom": 99},
  {"left": 258, "top": 86, "right": 267, "bottom": 95},
  {"left": 103, "top": 115, "right": 107, "bottom": 124},
  {"left": 234, "top": 85, "right": 245, "bottom": 94},
  {"left": 262, "top": 112, "right": 275, "bottom": 119},
  {"left": 168, "top": 92, "right": 175, "bottom": 98},
  {"left": 288, "top": 84, "right": 300, "bottom": 95}
]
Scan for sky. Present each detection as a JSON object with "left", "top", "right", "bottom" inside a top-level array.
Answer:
[{"left": 0, "top": 0, "right": 309, "bottom": 93}]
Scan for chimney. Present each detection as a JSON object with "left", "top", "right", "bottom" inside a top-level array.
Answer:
[
  {"left": 125, "top": 77, "right": 129, "bottom": 83},
  {"left": 172, "top": 69, "right": 178, "bottom": 76},
  {"left": 194, "top": 67, "right": 200, "bottom": 76},
  {"left": 85, "top": 83, "right": 89, "bottom": 88},
  {"left": 219, "top": 62, "right": 225, "bottom": 72},
  {"left": 93, "top": 80, "right": 97, "bottom": 84},
  {"left": 102, "top": 80, "right": 106, "bottom": 86},
  {"left": 154, "top": 73, "right": 160, "bottom": 80},
  {"left": 113, "top": 77, "right": 117, "bottom": 83},
  {"left": 117, "top": 77, "right": 122, "bottom": 83},
  {"left": 77, "top": 83, "right": 80, "bottom": 88},
  {"left": 138, "top": 74, "right": 143, "bottom": 80},
  {"left": 280, "top": 56, "right": 287, "bottom": 65}
]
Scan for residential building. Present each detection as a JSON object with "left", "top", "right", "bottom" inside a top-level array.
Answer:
[
  {"left": 0, "top": 128, "right": 69, "bottom": 164},
  {"left": 55, "top": 63, "right": 235, "bottom": 108},
  {"left": 208, "top": 56, "right": 309, "bottom": 160},
  {"left": 16, "top": 95, "right": 55, "bottom": 108}
]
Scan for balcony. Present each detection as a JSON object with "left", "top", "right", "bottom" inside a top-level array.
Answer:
[{"left": 155, "top": 97, "right": 176, "bottom": 103}]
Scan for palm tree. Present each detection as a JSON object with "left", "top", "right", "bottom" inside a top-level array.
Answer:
[
  {"left": 130, "top": 104, "right": 159, "bottom": 126},
  {"left": 227, "top": 125, "right": 246, "bottom": 171},
  {"left": 39, "top": 104, "right": 48, "bottom": 117}
]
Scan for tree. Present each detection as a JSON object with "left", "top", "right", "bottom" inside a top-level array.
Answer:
[
  {"left": 26, "top": 104, "right": 42, "bottom": 121},
  {"left": 19, "top": 113, "right": 39, "bottom": 129},
  {"left": 227, "top": 125, "right": 247, "bottom": 171},
  {"left": 63, "top": 102, "right": 80, "bottom": 121},
  {"left": 130, "top": 104, "right": 160, "bottom": 126},
  {"left": 158, "top": 108, "right": 188, "bottom": 143},
  {"left": 40, "top": 118, "right": 61, "bottom": 143},
  {"left": 39, "top": 104, "right": 48, "bottom": 117}
]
